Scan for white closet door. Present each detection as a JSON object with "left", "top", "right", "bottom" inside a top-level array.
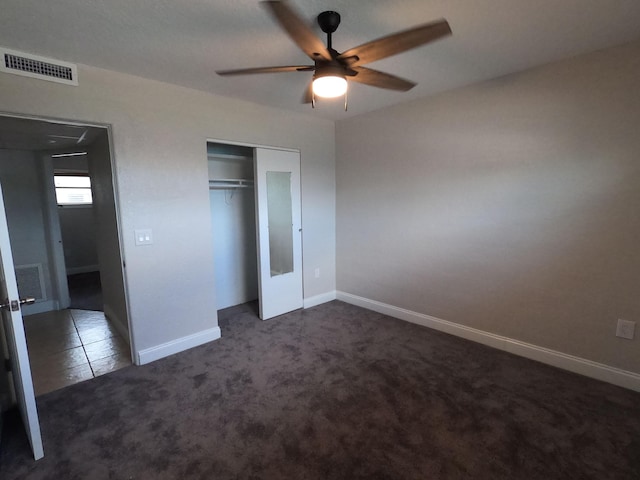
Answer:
[
  {"left": 254, "top": 148, "right": 303, "bottom": 320},
  {"left": 0, "top": 182, "right": 44, "bottom": 460}
]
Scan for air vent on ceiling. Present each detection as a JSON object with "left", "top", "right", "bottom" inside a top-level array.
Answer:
[{"left": 0, "top": 47, "right": 78, "bottom": 86}]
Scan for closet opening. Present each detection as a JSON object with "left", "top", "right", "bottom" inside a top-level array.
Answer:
[
  {"left": 207, "top": 141, "right": 304, "bottom": 321},
  {"left": 208, "top": 142, "right": 258, "bottom": 312}
]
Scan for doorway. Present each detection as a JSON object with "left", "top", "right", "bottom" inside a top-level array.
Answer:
[
  {"left": 0, "top": 114, "right": 131, "bottom": 397},
  {"left": 207, "top": 141, "right": 303, "bottom": 321},
  {"left": 52, "top": 153, "right": 102, "bottom": 311}
]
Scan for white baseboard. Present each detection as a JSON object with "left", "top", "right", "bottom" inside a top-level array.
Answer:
[
  {"left": 137, "top": 327, "right": 221, "bottom": 365},
  {"left": 66, "top": 265, "right": 100, "bottom": 275},
  {"left": 336, "top": 291, "right": 640, "bottom": 392},
  {"left": 304, "top": 290, "right": 336, "bottom": 309}
]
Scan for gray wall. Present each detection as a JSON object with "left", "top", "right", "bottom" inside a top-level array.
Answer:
[
  {"left": 209, "top": 153, "right": 258, "bottom": 309},
  {"left": 58, "top": 207, "right": 99, "bottom": 273},
  {"left": 0, "top": 62, "right": 336, "bottom": 359},
  {"left": 87, "top": 132, "right": 128, "bottom": 336},
  {"left": 209, "top": 188, "right": 258, "bottom": 309},
  {"left": 336, "top": 40, "right": 640, "bottom": 374}
]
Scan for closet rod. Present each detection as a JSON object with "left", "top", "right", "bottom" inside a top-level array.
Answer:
[{"left": 209, "top": 179, "right": 254, "bottom": 190}]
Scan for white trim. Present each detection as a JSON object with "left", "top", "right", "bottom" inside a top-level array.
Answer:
[
  {"left": 206, "top": 137, "right": 299, "bottom": 154},
  {"left": 66, "top": 265, "right": 100, "bottom": 275},
  {"left": 0, "top": 111, "right": 109, "bottom": 129},
  {"left": 304, "top": 290, "right": 336, "bottom": 309},
  {"left": 336, "top": 291, "right": 640, "bottom": 392},
  {"left": 137, "top": 327, "right": 221, "bottom": 365},
  {"left": 57, "top": 204, "right": 93, "bottom": 209},
  {"left": 40, "top": 156, "right": 71, "bottom": 309}
]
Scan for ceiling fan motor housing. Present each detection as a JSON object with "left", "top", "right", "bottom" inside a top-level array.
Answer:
[
  {"left": 317, "top": 11, "right": 341, "bottom": 34},
  {"left": 314, "top": 63, "right": 345, "bottom": 80}
]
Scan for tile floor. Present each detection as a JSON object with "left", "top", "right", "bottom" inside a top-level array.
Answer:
[{"left": 23, "top": 309, "right": 132, "bottom": 396}]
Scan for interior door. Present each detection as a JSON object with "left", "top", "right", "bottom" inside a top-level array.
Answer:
[
  {"left": 0, "top": 182, "right": 44, "bottom": 460},
  {"left": 254, "top": 148, "right": 303, "bottom": 320}
]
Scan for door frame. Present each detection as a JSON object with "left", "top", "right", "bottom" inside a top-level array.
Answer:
[
  {"left": 206, "top": 137, "right": 306, "bottom": 313},
  {"left": 40, "top": 156, "right": 70, "bottom": 310},
  {"left": 0, "top": 111, "right": 136, "bottom": 362}
]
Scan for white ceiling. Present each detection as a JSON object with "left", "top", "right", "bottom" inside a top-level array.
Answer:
[{"left": 1, "top": 0, "right": 640, "bottom": 121}]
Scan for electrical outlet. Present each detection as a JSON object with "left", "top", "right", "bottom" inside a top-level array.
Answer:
[
  {"left": 616, "top": 319, "right": 636, "bottom": 340},
  {"left": 314, "top": 268, "right": 320, "bottom": 279}
]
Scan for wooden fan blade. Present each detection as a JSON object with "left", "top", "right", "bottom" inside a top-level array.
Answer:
[
  {"left": 338, "top": 19, "right": 451, "bottom": 66},
  {"left": 350, "top": 66, "right": 416, "bottom": 91},
  {"left": 302, "top": 81, "right": 313, "bottom": 103},
  {"left": 262, "top": 1, "right": 332, "bottom": 61},
  {"left": 217, "top": 65, "right": 314, "bottom": 76}
]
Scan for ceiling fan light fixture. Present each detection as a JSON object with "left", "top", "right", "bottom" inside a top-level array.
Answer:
[
  {"left": 216, "top": 2, "right": 453, "bottom": 106},
  {"left": 312, "top": 71, "right": 347, "bottom": 98}
]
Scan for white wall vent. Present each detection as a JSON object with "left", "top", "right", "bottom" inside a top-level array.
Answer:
[
  {"left": 15, "top": 264, "right": 47, "bottom": 302},
  {"left": 0, "top": 47, "right": 78, "bottom": 86}
]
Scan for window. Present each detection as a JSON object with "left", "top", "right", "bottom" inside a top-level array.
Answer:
[{"left": 54, "top": 175, "right": 93, "bottom": 205}]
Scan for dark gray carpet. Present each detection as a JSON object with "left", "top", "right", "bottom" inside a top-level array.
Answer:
[{"left": 1, "top": 301, "right": 639, "bottom": 479}]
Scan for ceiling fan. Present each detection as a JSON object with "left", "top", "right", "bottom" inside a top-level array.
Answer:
[{"left": 216, "top": 1, "right": 452, "bottom": 108}]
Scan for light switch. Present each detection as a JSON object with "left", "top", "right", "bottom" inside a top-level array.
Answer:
[{"left": 134, "top": 229, "right": 153, "bottom": 246}]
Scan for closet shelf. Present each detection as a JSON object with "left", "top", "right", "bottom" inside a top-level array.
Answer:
[
  {"left": 207, "top": 153, "right": 251, "bottom": 161},
  {"left": 209, "top": 178, "right": 254, "bottom": 190}
]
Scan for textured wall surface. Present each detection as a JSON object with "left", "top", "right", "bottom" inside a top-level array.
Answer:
[
  {"left": 58, "top": 207, "right": 98, "bottom": 272},
  {"left": 0, "top": 63, "right": 336, "bottom": 357},
  {"left": 336, "top": 41, "right": 640, "bottom": 373}
]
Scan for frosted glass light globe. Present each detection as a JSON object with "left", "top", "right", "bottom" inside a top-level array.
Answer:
[{"left": 312, "top": 76, "right": 347, "bottom": 98}]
